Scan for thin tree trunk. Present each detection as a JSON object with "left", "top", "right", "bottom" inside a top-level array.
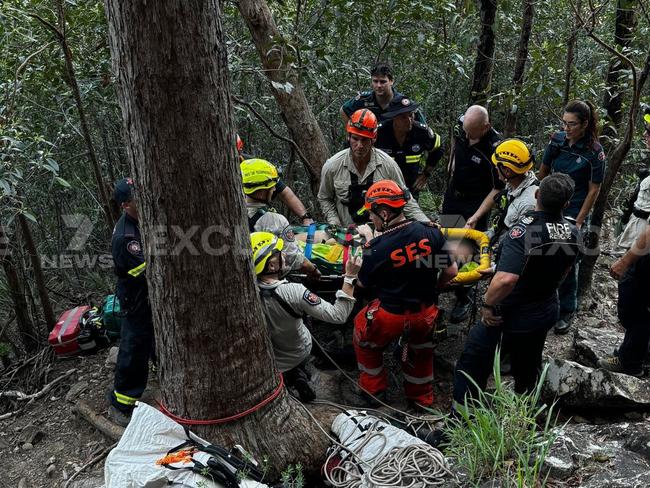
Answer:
[
  {"left": 0, "top": 226, "right": 39, "bottom": 352},
  {"left": 563, "top": 0, "right": 582, "bottom": 106},
  {"left": 504, "top": 0, "right": 535, "bottom": 137},
  {"left": 469, "top": 0, "right": 498, "bottom": 106},
  {"left": 30, "top": 4, "right": 117, "bottom": 230},
  {"left": 602, "top": 0, "right": 638, "bottom": 146},
  {"left": 104, "top": 0, "right": 327, "bottom": 477},
  {"left": 237, "top": 0, "right": 329, "bottom": 193},
  {"left": 16, "top": 214, "right": 56, "bottom": 332},
  {"left": 579, "top": 50, "right": 650, "bottom": 297}
]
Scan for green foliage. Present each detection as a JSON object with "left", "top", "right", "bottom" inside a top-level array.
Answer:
[
  {"left": 280, "top": 463, "right": 304, "bottom": 488},
  {"left": 445, "top": 349, "right": 561, "bottom": 487}
]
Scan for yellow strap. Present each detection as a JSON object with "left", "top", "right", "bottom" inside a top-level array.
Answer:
[
  {"left": 128, "top": 262, "right": 147, "bottom": 277},
  {"left": 114, "top": 391, "right": 138, "bottom": 406},
  {"left": 405, "top": 155, "right": 422, "bottom": 164}
]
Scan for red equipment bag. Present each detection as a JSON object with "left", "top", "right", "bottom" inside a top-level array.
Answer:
[{"left": 48, "top": 306, "right": 91, "bottom": 356}]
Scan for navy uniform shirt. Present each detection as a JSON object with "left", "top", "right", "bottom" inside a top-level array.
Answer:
[
  {"left": 111, "top": 212, "right": 149, "bottom": 317},
  {"left": 447, "top": 124, "right": 504, "bottom": 201},
  {"left": 342, "top": 88, "right": 427, "bottom": 124},
  {"left": 542, "top": 132, "right": 606, "bottom": 218},
  {"left": 497, "top": 211, "right": 580, "bottom": 312},
  {"left": 375, "top": 120, "right": 444, "bottom": 192},
  {"left": 359, "top": 220, "right": 452, "bottom": 313}
]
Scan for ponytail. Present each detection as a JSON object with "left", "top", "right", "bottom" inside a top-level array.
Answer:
[{"left": 564, "top": 99, "right": 600, "bottom": 147}]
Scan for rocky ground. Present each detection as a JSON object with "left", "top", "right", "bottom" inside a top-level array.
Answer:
[{"left": 2, "top": 243, "right": 650, "bottom": 487}]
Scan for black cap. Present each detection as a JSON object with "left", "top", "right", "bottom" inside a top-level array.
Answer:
[
  {"left": 113, "top": 178, "right": 134, "bottom": 205},
  {"left": 383, "top": 95, "right": 419, "bottom": 119}
]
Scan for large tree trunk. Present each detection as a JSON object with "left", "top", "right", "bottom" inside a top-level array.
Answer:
[
  {"left": 104, "top": 0, "right": 327, "bottom": 478},
  {"left": 562, "top": 0, "right": 581, "bottom": 106},
  {"left": 0, "top": 225, "right": 39, "bottom": 352},
  {"left": 16, "top": 214, "right": 56, "bottom": 332},
  {"left": 469, "top": 0, "right": 498, "bottom": 106},
  {"left": 237, "top": 0, "right": 329, "bottom": 193},
  {"left": 601, "top": 0, "right": 637, "bottom": 147},
  {"left": 503, "top": 0, "right": 535, "bottom": 137},
  {"left": 579, "top": 51, "right": 650, "bottom": 297}
]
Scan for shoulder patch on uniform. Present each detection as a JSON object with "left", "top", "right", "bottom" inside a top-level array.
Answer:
[
  {"left": 282, "top": 225, "right": 295, "bottom": 242},
  {"left": 598, "top": 151, "right": 606, "bottom": 161},
  {"left": 127, "top": 240, "right": 142, "bottom": 255},
  {"left": 302, "top": 290, "right": 321, "bottom": 306},
  {"left": 509, "top": 225, "right": 526, "bottom": 239},
  {"left": 520, "top": 215, "right": 535, "bottom": 225},
  {"left": 411, "top": 144, "right": 421, "bottom": 152}
]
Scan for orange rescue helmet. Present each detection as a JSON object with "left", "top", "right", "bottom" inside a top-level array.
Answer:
[
  {"left": 347, "top": 109, "right": 378, "bottom": 139},
  {"left": 363, "top": 179, "right": 410, "bottom": 212}
]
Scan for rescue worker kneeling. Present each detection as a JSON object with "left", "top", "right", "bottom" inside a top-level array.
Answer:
[
  {"left": 453, "top": 173, "right": 581, "bottom": 407},
  {"left": 251, "top": 231, "right": 361, "bottom": 402},
  {"left": 354, "top": 180, "right": 458, "bottom": 407}
]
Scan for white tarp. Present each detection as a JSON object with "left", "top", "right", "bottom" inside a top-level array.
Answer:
[
  {"left": 331, "top": 409, "right": 427, "bottom": 465},
  {"left": 104, "top": 402, "right": 268, "bottom": 488}
]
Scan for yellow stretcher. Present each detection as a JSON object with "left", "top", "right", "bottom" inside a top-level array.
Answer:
[{"left": 295, "top": 227, "right": 491, "bottom": 285}]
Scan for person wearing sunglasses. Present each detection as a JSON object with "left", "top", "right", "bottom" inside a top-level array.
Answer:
[{"left": 538, "top": 99, "right": 606, "bottom": 335}]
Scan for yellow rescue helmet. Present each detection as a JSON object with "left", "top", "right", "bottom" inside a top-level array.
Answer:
[
  {"left": 644, "top": 113, "right": 650, "bottom": 128},
  {"left": 491, "top": 138, "right": 533, "bottom": 174},
  {"left": 241, "top": 159, "right": 279, "bottom": 195},
  {"left": 250, "top": 231, "right": 284, "bottom": 275}
]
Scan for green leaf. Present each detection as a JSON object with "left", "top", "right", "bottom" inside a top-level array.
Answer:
[
  {"left": 55, "top": 176, "right": 71, "bottom": 188},
  {"left": 21, "top": 211, "right": 37, "bottom": 223},
  {"left": 45, "top": 158, "right": 60, "bottom": 172},
  {"left": 0, "top": 179, "right": 10, "bottom": 194}
]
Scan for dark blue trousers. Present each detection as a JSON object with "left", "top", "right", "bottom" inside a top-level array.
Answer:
[{"left": 618, "top": 256, "right": 650, "bottom": 371}]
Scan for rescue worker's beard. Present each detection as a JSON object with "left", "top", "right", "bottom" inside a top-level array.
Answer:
[{"left": 249, "top": 188, "right": 274, "bottom": 205}]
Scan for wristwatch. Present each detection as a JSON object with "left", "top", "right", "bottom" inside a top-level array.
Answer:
[
  {"left": 300, "top": 212, "right": 313, "bottom": 221},
  {"left": 343, "top": 275, "right": 358, "bottom": 286}
]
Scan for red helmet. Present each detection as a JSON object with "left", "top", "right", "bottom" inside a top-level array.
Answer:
[
  {"left": 236, "top": 134, "right": 244, "bottom": 153},
  {"left": 347, "top": 109, "right": 378, "bottom": 139},
  {"left": 363, "top": 180, "right": 410, "bottom": 211}
]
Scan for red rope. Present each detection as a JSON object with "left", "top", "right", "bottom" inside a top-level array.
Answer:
[{"left": 156, "top": 374, "right": 284, "bottom": 426}]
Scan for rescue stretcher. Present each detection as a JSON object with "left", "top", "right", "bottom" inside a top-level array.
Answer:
[{"left": 290, "top": 223, "right": 492, "bottom": 287}]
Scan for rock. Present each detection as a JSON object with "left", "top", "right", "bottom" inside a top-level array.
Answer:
[
  {"left": 105, "top": 346, "right": 119, "bottom": 367},
  {"left": 21, "top": 442, "right": 33, "bottom": 450},
  {"left": 545, "top": 421, "right": 650, "bottom": 486},
  {"left": 544, "top": 358, "right": 650, "bottom": 409},
  {"left": 573, "top": 324, "right": 623, "bottom": 367},
  {"left": 46, "top": 464, "right": 56, "bottom": 477},
  {"left": 62, "top": 468, "right": 68, "bottom": 481},
  {"left": 68, "top": 475, "right": 105, "bottom": 488},
  {"left": 18, "top": 424, "right": 45, "bottom": 446},
  {"left": 65, "top": 380, "right": 89, "bottom": 402},
  {"left": 17, "top": 478, "right": 28, "bottom": 488},
  {"left": 47, "top": 456, "right": 56, "bottom": 465}
]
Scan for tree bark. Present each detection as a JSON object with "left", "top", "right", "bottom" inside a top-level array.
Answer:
[
  {"left": 16, "top": 214, "right": 56, "bottom": 332},
  {"left": 601, "top": 0, "right": 638, "bottom": 145},
  {"left": 579, "top": 50, "right": 650, "bottom": 296},
  {"left": 503, "top": 0, "right": 535, "bottom": 137},
  {"left": 469, "top": 0, "right": 498, "bottom": 106},
  {"left": 237, "top": 0, "right": 329, "bottom": 193},
  {"left": 104, "top": 0, "right": 327, "bottom": 478},
  {"left": 0, "top": 225, "right": 39, "bottom": 352}
]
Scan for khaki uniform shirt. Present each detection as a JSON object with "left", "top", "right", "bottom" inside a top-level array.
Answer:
[
  {"left": 258, "top": 280, "right": 355, "bottom": 372},
  {"left": 318, "top": 148, "right": 430, "bottom": 226}
]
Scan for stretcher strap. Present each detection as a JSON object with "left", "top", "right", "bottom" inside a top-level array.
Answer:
[{"left": 304, "top": 222, "right": 316, "bottom": 260}]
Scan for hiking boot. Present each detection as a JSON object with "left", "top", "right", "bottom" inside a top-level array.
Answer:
[
  {"left": 108, "top": 405, "right": 132, "bottom": 427},
  {"left": 553, "top": 313, "right": 573, "bottom": 335},
  {"left": 292, "top": 378, "right": 316, "bottom": 403},
  {"left": 597, "top": 356, "right": 643, "bottom": 377},
  {"left": 450, "top": 296, "right": 473, "bottom": 324}
]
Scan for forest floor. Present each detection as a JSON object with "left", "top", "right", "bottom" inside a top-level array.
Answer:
[{"left": 0, "top": 236, "right": 627, "bottom": 487}]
